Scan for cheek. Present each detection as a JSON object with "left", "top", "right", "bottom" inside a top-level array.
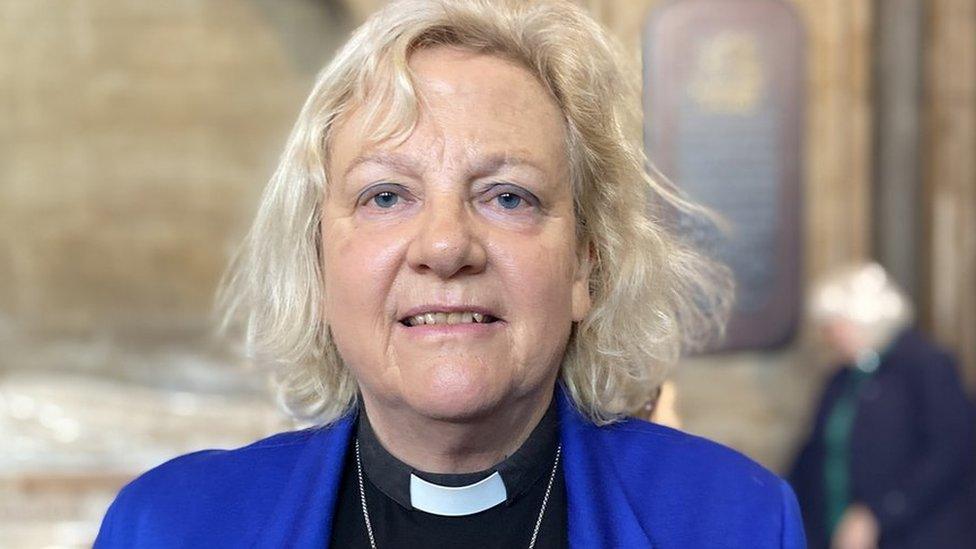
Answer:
[
  {"left": 493, "top": 237, "right": 578, "bottom": 338},
  {"left": 321, "top": 222, "right": 411, "bottom": 393},
  {"left": 321, "top": 222, "right": 404, "bottom": 333}
]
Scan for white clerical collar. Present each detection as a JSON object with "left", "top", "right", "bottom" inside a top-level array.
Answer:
[
  {"left": 355, "top": 397, "right": 559, "bottom": 517},
  {"left": 409, "top": 471, "right": 507, "bottom": 516}
]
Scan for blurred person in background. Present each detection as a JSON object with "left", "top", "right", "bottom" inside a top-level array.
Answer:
[{"left": 789, "top": 262, "right": 976, "bottom": 549}]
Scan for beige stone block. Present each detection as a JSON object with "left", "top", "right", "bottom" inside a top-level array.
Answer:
[{"left": 1, "top": 0, "right": 338, "bottom": 338}]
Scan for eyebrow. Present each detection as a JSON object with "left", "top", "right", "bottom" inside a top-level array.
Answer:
[
  {"left": 466, "top": 153, "right": 548, "bottom": 180},
  {"left": 341, "top": 150, "right": 548, "bottom": 181},
  {"left": 342, "top": 151, "right": 424, "bottom": 180}
]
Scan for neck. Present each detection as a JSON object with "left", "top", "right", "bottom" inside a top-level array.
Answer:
[{"left": 360, "top": 387, "right": 555, "bottom": 474}]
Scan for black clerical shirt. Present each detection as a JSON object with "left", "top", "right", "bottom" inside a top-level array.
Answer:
[{"left": 330, "top": 400, "right": 567, "bottom": 549}]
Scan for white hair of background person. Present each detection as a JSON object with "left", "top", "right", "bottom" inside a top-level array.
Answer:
[
  {"left": 809, "top": 261, "right": 914, "bottom": 353},
  {"left": 217, "top": 0, "right": 732, "bottom": 426}
]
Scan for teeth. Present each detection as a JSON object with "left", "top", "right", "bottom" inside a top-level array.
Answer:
[{"left": 405, "top": 312, "right": 491, "bottom": 326}]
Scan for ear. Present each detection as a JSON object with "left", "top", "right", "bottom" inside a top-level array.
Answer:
[{"left": 571, "top": 241, "right": 594, "bottom": 322}]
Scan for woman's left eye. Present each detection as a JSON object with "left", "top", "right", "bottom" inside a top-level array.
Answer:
[
  {"left": 485, "top": 185, "right": 537, "bottom": 212},
  {"left": 496, "top": 192, "right": 523, "bottom": 210},
  {"left": 372, "top": 191, "right": 399, "bottom": 208}
]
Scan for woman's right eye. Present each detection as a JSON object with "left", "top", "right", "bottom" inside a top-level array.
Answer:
[{"left": 358, "top": 184, "right": 408, "bottom": 211}]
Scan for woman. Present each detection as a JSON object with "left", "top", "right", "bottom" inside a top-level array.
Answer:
[
  {"left": 96, "top": 1, "right": 804, "bottom": 547},
  {"left": 790, "top": 263, "right": 976, "bottom": 548}
]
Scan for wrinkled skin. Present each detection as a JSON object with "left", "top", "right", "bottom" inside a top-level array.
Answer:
[{"left": 321, "top": 46, "right": 591, "bottom": 472}]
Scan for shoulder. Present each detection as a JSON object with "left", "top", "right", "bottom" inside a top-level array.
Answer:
[
  {"left": 884, "top": 328, "right": 954, "bottom": 369},
  {"left": 94, "top": 425, "right": 341, "bottom": 547},
  {"left": 595, "top": 417, "right": 784, "bottom": 497},
  {"left": 124, "top": 427, "right": 318, "bottom": 495},
  {"left": 879, "top": 329, "right": 968, "bottom": 393},
  {"left": 587, "top": 417, "right": 805, "bottom": 546}
]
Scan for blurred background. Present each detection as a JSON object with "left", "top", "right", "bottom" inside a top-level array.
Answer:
[{"left": 1, "top": 0, "right": 973, "bottom": 546}]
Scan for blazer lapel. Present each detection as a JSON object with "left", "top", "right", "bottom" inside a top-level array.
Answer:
[
  {"left": 252, "top": 414, "right": 355, "bottom": 549},
  {"left": 557, "top": 388, "right": 654, "bottom": 548},
  {"left": 252, "top": 390, "right": 654, "bottom": 548}
]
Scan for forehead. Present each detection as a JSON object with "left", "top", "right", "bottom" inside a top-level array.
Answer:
[{"left": 329, "top": 46, "right": 568, "bottom": 180}]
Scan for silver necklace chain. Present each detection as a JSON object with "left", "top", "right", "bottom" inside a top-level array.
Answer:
[{"left": 355, "top": 439, "right": 562, "bottom": 549}]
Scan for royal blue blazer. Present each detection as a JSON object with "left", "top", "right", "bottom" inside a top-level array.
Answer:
[{"left": 96, "top": 387, "right": 805, "bottom": 548}]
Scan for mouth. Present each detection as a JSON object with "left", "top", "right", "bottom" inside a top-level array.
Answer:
[{"left": 398, "top": 308, "right": 502, "bottom": 327}]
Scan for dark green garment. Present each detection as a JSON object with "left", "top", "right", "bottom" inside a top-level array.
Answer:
[{"left": 822, "top": 361, "right": 877, "bottom": 537}]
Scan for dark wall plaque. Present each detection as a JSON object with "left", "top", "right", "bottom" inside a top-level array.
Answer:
[{"left": 643, "top": 0, "right": 804, "bottom": 351}]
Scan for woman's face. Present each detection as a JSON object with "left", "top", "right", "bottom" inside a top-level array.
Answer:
[
  {"left": 819, "top": 317, "right": 866, "bottom": 365},
  {"left": 321, "top": 46, "right": 590, "bottom": 422}
]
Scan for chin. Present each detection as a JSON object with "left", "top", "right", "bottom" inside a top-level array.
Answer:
[{"left": 404, "top": 362, "right": 509, "bottom": 422}]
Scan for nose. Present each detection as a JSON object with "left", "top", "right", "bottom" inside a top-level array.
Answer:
[{"left": 406, "top": 194, "right": 487, "bottom": 279}]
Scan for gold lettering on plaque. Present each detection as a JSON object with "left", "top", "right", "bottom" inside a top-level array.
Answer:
[{"left": 688, "top": 32, "right": 764, "bottom": 114}]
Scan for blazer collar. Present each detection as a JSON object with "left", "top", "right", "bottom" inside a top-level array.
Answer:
[
  {"left": 252, "top": 385, "right": 652, "bottom": 548},
  {"left": 252, "top": 415, "right": 355, "bottom": 548},
  {"left": 556, "top": 386, "right": 655, "bottom": 548}
]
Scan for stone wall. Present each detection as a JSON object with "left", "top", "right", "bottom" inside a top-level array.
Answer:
[
  {"left": 0, "top": 0, "right": 346, "bottom": 346},
  {"left": 0, "top": 3, "right": 349, "bottom": 544}
]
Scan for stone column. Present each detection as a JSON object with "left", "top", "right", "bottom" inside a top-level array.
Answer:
[
  {"left": 923, "top": 0, "right": 976, "bottom": 388},
  {"left": 873, "top": 0, "right": 923, "bottom": 301}
]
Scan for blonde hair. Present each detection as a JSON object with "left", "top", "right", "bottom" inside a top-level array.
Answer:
[
  {"left": 810, "top": 262, "right": 914, "bottom": 351},
  {"left": 219, "top": 0, "right": 731, "bottom": 426}
]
